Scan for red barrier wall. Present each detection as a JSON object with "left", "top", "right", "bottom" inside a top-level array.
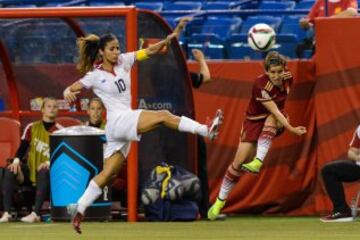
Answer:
[
  {"left": 314, "top": 17, "right": 360, "bottom": 213},
  {"left": 188, "top": 17, "right": 360, "bottom": 215}
]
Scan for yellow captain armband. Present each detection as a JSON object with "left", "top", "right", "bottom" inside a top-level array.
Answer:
[{"left": 136, "top": 49, "right": 149, "bottom": 61}]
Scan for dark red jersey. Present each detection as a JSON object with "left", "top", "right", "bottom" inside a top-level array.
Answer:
[{"left": 246, "top": 73, "right": 293, "bottom": 120}]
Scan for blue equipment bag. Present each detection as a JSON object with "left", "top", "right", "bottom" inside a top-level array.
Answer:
[{"left": 142, "top": 163, "right": 200, "bottom": 221}]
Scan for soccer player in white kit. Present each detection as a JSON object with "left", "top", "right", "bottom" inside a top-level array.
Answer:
[{"left": 63, "top": 32, "right": 223, "bottom": 233}]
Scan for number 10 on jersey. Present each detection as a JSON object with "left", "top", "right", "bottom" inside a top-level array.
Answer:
[{"left": 115, "top": 79, "right": 126, "bottom": 93}]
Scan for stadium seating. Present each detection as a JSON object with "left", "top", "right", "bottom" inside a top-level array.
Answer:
[
  {"left": 0, "top": 0, "right": 318, "bottom": 60},
  {"left": 0, "top": 117, "right": 21, "bottom": 167},
  {"left": 295, "top": 0, "right": 315, "bottom": 10},
  {"left": 279, "top": 15, "right": 308, "bottom": 42},
  {"left": 227, "top": 34, "right": 264, "bottom": 60},
  {"left": 273, "top": 33, "right": 298, "bottom": 58},
  {"left": 259, "top": 1, "right": 296, "bottom": 10},
  {"left": 19, "top": 36, "right": 49, "bottom": 63},
  {"left": 162, "top": 2, "right": 202, "bottom": 11},
  {"left": 202, "top": 1, "right": 238, "bottom": 10},
  {"left": 240, "top": 16, "right": 282, "bottom": 34},
  {"left": 201, "top": 17, "right": 242, "bottom": 40},
  {"left": 135, "top": 2, "right": 163, "bottom": 11},
  {"left": 88, "top": 0, "right": 124, "bottom": 6},
  {"left": 163, "top": 16, "right": 178, "bottom": 29},
  {"left": 187, "top": 33, "right": 226, "bottom": 59}
]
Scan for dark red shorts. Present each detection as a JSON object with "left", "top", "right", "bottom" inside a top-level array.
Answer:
[{"left": 240, "top": 118, "right": 284, "bottom": 143}]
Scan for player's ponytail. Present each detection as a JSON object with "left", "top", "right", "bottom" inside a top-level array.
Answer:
[{"left": 77, "top": 34, "right": 100, "bottom": 76}]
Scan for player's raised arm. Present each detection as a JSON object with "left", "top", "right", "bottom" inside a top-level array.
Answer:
[
  {"left": 261, "top": 100, "right": 306, "bottom": 136},
  {"left": 136, "top": 32, "right": 177, "bottom": 61},
  {"left": 63, "top": 81, "right": 83, "bottom": 103}
]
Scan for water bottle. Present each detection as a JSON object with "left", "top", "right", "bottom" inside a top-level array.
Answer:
[
  {"left": 351, "top": 197, "right": 357, "bottom": 219},
  {"left": 41, "top": 214, "right": 52, "bottom": 223}
]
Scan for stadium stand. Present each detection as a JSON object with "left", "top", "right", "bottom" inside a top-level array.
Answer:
[
  {"left": 134, "top": 2, "right": 163, "bottom": 11},
  {"left": 201, "top": 17, "right": 242, "bottom": 40},
  {"left": 0, "top": 1, "right": 317, "bottom": 59},
  {"left": 228, "top": 33, "right": 264, "bottom": 60},
  {"left": 202, "top": 1, "right": 239, "bottom": 10},
  {"left": 259, "top": 1, "right": 296, "bottom": 10},
  {"left": 295, "top": 0, "right": 315, "bottom": 10},
  {"left": 187, "top": 33, "right": 226, "bottom": 59},
  {"left": 273, "top": 33, "right": 298, "bottom": 58}
]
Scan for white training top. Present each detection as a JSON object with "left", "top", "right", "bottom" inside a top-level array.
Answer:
[{"left": 79, "top": 52, "right": 136, "bottom": 121}]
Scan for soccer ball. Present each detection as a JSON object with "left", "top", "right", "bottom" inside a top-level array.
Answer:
[{"left": 247, "top": 23, "right": 276, "bottom": 52}]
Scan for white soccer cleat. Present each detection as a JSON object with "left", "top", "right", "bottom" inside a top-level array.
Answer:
[
  {"left": 21, "top": 211, "right": 40, "bottom": 223},
  {"left": 207, "top": 109, "right": 224, "bottom": 141},
  {"left": 0, "top": 212, "right": 11, "bottom": 223},
  {"left": 67, "top": 204, "right": 84, "bottom": 234}
]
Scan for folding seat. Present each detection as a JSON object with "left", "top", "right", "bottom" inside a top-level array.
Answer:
[
  {"left": 184, "top": 17, "right": 205, "bottom": 36},
  {"left": 240, "top": 16, "right": 282, "bottom": 34},
  {"left": 295, "top": 0, "right": 315, "bottom": 10},
  {"left": 163, "top": 2, "right": 202, "bottom": 11},
  {"left": 88, "top": 0, "right": 124, "bottom": 6},
  {"left": 202, "top": 1, "right": 236, "bottom": 10},
  {"left": 227, "top": 34, "right": 264, "bottom": 60},
  {"left": 135, "top": 2, "right": 163, "bottom": 11},
  {"left": 280, "top": 15, "right": 308, "bottom": 42},
  {"left": 273, "top": 33, "right": 298, "bottom": 58},
  {"left": 19, "top": 36, "right": 49, "bottom": 63},
  {"left": 259, "top": 1, "right": 296, "bottom": 10},
  {"left": 164, "top": 16, "right": 178, "bottom": 29},
  {"left": 201, "top": 17, "right": 242, "bottom": 40},
  {"left": 187, "top": 33, "right": 226, "bottom": 59}
]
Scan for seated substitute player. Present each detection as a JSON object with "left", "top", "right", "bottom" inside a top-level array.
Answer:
[
  {"left": 84, "top": 98, "right": 106, "bottom": 129},
  {"left": 320, "top": 124, "right": 360, "bottom": 222},
  {"left": 207, "top": 51, "right": 307, "bottom": 220},
  {"left": 0, "top": 97, "right": 63, "bottom": 223},
  {"left": 63, "top": 32, "right": 223, "bottom": 233}
]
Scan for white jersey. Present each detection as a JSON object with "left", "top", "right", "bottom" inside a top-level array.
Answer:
[
  {"left": 79, "top": 52, "right": 142, "bottom": 158},
  {"left": 79, "top": 52, "right": 136, "bottom": 121}
]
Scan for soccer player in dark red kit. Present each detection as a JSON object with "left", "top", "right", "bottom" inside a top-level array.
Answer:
[{"left": 208, "top": 51, "right": 307, "bottom": 220}]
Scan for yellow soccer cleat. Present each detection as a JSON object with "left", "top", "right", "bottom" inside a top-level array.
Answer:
[
  {"left": 241, "top": 158, "right": 263, "bottom": 174},
  {"left": 207, "top": 198, "right": 226, "bottom": 221}
]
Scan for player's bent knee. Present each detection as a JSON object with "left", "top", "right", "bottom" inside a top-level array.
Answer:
[{"left": 321, "top": 163, "right": 335, "bottom": 177}]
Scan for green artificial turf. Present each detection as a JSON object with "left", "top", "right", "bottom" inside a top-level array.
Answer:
[{"left": 0, "top": 216, "right": 359, "bottom": 240}]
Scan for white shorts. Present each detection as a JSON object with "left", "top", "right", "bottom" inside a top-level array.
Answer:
[{"left": 104, "top": 109, "right": 143, "bottom": 159}]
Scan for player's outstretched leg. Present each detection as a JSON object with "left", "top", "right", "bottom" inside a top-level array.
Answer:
[
  {"left": 242, "top": 121, "right": 278, "bottom": 174},
  {"left": 207, "top": 109, "right": 224, "bottom": 141},
  {"left": 208, "top": 143, "right": 255, "bottom": 221},
  {"left": 137, "top": 109, "right": 224, "bottom": 140}
]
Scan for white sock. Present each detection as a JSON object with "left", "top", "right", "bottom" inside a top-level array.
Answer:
[
  {"left": 256, "top": 137, "right": 273, "bottom": 162},
  {"left": 178, "top": 116, "right": 208, "bottom": 137},
  {"left": 218, "top": 177, "right": 236, "bottom": 201},
  {"left": 77, "top": 180, "right": 102, "bottom": 215},
  {"left": 218, "top": 164, "right": 242, "bottom": 200}
]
